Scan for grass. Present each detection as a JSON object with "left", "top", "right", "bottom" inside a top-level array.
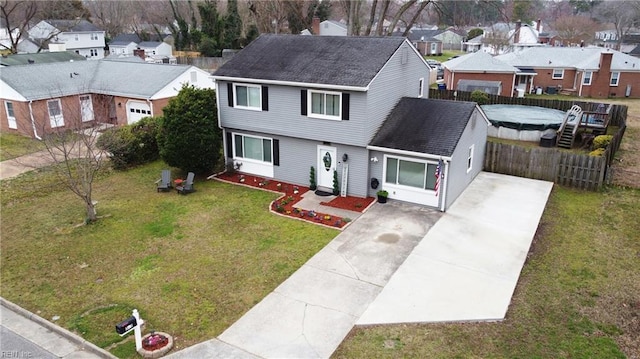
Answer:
[
  {"left": 0, "top": 132, "right": 46, "bottom": 161},
  {"left": 0, "top": 160, "right": 338, "bottom": 358},
  {"left": 332, "top": 185, "right": 640, "bottom": 358},
  {"left": 424, "top": 50, "right": 465, "bottom": 64}
]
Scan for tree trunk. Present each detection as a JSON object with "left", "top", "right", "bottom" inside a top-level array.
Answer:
[
  {"left": 364, "top": 0, "right": 378, "bottom": 36},
  {"left": 86, "top": 199, "right": 97, "bottom": 223},
  {"left": 401, "top": 0, "right": 431, "bottom": 37},
  {"left": 375, "top": 0, "right": 390, "bottom": 36}
]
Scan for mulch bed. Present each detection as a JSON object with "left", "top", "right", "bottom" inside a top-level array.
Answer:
[{"left": 214, "top": 172, "right": 374, "bottom": 229}]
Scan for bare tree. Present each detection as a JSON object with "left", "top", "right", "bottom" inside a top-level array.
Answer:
[
  {"left": 594, "top": 0, "right": 640, "bottom": 50},
  {"left": 84, "top": 0, "right": 134, "bottom": 39},
  {"left": 248, "top": 0, "right": 288, "bottom": 34},
  {"left": 27, "top": 87, "right": 114, "bottom": 223},
  {"left": 0, "top": 0, "right": 38, "bottom": 54},
  {"left": 482, "top": 26, "right": 511, "bottom": 55},
  {"left": 552, "top": 15, "right": 598, "bottom": 46}
]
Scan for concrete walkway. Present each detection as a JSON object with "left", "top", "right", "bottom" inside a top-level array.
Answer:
[{"left": 167, "top": 172, "right": 552, "bottom": 358}]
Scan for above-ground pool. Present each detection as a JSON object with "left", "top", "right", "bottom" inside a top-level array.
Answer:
[{"left": 481, "top": 104, "right": 567, "bottom": 141}]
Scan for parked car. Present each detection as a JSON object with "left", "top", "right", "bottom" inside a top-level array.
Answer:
[{"left": 426, "top": 59, "right": 444, "bottom": 79}]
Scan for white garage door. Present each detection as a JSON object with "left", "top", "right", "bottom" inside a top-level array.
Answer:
[{"left": 126, "top": 101, "right": 151, "bottom": 124}]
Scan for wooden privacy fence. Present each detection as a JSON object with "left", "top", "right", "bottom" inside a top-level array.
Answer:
[
  {"left": 430, "top": 88, "right": 628, "bottom": 189},
  {"left": 484, "top": 142, "right": 607, "bottom": 190}
]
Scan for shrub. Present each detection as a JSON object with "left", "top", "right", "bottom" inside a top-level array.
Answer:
[
  {"left": 592, "top": 135, "right": 613, "bottom": 150},
  {"left": 309, "top": 166, "right": 317, "bottom": 190},
  {"left": 97, "top": 117, "right": 160, "bottom": 170},
  {"left": 332, "top": 170, "right": 340, "bottom": 195},
  {"left": 589, "top": 148, "right": 606, "bottom": 157},
  {"left": 157, "top": 85, "right": 221, "bottom": 175},
  {"left": 470, "top": 90, "right": 490, "bottom": 105}
]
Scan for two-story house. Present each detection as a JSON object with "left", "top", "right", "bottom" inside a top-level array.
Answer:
[
  {"left": 212, "top": 35, "right": 488, "bottom": 210},
  {"left": 28, "top": 20, "right": 106, "bottom": 59}
]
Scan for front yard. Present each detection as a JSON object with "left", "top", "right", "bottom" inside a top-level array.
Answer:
[{"left": 0, "top": 160, "right": 337, "bottom": 358}]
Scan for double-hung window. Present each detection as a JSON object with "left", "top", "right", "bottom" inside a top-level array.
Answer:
[
  {"left": 309, "top": 90, "right": 341, "bottom": 120},
  {"left": 583, "top": 71, "right": 592, "bottom": 85},
  {"left": 234, "top": 134, "right": 272, "bottom": 163},
  {"left": 610, "top": 72, "right": 620, "bottom": 86},
  {"left": 234, "top": 84, "right": 261, "bottom": 110},
  {"left": 47, "top": 99, "right": 64, "bottom": 127},
  {"left": 385, "top": 156, "right": 438, "bottom": 191},
  {"left": 552, "top": 69, "right": 564, "bottom": 79}
]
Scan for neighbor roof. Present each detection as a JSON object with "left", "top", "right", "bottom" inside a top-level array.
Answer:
[
  {"left": 496, "top": 46, "right": 640, "bottom": 71},
  {"left": 0, "top": 51, "right": 86, "bottom": 66},
  {"left": 213, "top": 34, "right": 407, "bottom": 88},
  {"left": 1, "top": 59, "right": 195, "bottom": 100},
  {"left": 45, "top": 19, "right": 101, "bottom": 32},
  {"left": 369, "top": 97, "right": 476, "bottom": 157},
  {"left": 444, "top": 51, "right": 519, "bottom": 73}
]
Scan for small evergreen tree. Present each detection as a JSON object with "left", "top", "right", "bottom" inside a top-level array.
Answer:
[
  {"left": 309, "top": 166, "right": 317, "bottom": 190},
  {"left": 223, "top": 0, "right": 242, "bottom": 49},
  {"left": 332, "top": 170, "right": 340, "bottom": 195},
  {"left": 157, "top": 85, "right": 221, "bottom": 174}
]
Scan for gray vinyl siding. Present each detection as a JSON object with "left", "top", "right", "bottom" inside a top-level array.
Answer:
[
  {"left": 367, "top": 150, "right": 386, "bottom": 197},
  {"left": 226, "top": 128, "right": 370, "bottom": 197},
  {"left": 218, "top": 42, "right": 430, "bottom": 149},
  {"left": 364, "top": 42, "right": 431, "bottom": 141},
  {"left": 444, "top": 109, "right": 488, "bottom": 209}
]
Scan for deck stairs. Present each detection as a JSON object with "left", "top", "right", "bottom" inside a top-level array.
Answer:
[{"left": 556, "top": 105, "right": 584, "bottom": 149}]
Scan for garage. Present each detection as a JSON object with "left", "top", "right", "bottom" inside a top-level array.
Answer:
[{"left": 126, "top": 100, "right": 152, "bottom": 124}]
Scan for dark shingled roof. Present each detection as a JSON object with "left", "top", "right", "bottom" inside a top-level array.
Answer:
[
  {"left": 46, "top": 19, "right": 101, "bottom": 32},
  {"left": 370, "top": 97, "right": 476, "bottom": 157},
  {"left": 213, "top": 34, "right": 406, "bottom": 88}
]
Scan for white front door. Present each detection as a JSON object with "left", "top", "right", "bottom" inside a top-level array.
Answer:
[
  {"left": 317, "top": 145, "right": 337, "bottom": 189},
  {"left": 80, "top": 95, "right": 94, "bottom": 122}
]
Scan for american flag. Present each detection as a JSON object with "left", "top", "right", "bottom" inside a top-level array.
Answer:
[{"left": 434, "top": 159, "right": 443, "bottom": 196}]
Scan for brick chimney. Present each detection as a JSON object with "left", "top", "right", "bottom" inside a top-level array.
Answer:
[
  {"left": 312, "top": 17, "right": 320, "bottom": 35},
  {"left": 536, "top": 19, "right": 541, "bottom": 32},
  {"left": 514, "top": 20, "right": 521, "bottom": 44},
  {"left": 591, "top": 51, "right": 614, "bottom": 98}
]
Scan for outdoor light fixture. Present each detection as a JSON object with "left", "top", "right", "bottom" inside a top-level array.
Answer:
[{"left": 370, "top": 157, "right": 378, "bottom": 162}]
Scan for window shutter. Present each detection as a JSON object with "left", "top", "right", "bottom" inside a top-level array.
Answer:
[
  {"left": 273, "top": 139, "right": 280, "bottom": 166},
  {"left": 301, "top": 90, "right": 307, "bottom": 116},
  {"left": 262, "top": 86, "right": 269, "bottom": 111},
  {"left": 342, "top": 93, "right": 350, "bottom": 121},
  {"left": 227, "top": 83, "right": 234, "bottom": 107},
  {"left": 226, "top": 132, "right": 233, "bottom": 158}
]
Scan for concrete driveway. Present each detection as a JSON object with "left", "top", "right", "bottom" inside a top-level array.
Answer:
[{"left": 167, "top": 172, "right": 553, "bottom": 358}]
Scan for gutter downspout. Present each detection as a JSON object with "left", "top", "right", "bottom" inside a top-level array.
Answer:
[
  {"left": 440, "top": 159, "right": 449, "bottom": 212},
  {"left": 147, "top": 99, "right": 153, "bottom": 117},
  {"left": 29, "top": 100, "right": 42, "bottom": 140}
]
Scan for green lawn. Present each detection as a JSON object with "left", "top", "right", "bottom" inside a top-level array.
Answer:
[
  {"left": 332, "top": 185, "right": 640, "bottom": 358},
  {"left": 0, "top": 132, "right": 46, "bottom": 161},
  {"left": 424, "top": 50, "right": 465, "bottom": 64},
  {"left": 0, "top": 160, "right": 338, "bottom": 358}
]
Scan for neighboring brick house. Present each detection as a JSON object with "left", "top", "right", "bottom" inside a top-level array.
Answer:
[
  {"left": 442, "top": 51, "right": 530, "bottom": 97},
  {"left": 497, "top": 47, "right": 640, "bottom": 98},
  {"left": 0, "top": 60, "right": 213, "bottom": 138},
  {"left": 442, "top": 46, "right": 640, "bottom": 98},
  {"left": 212, "top": 34, "right": 488, "bottom": 210}
]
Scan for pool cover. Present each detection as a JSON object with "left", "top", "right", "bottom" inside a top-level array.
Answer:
[{"left": 480, "top": 104, "right": 567, "bottom": 131}]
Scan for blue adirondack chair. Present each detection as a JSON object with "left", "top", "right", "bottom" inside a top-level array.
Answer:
[
  {"left": 156, "top": 169, "right": 172, "bottom": 192},
  {"left": 176, "top": 172, "right": 195, "bottom": 195}
]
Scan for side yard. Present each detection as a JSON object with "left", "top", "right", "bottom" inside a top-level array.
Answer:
[
  {"left": 0, "top": 161, "right": 338, "bottom": 358},
  {"left": 332, "top": 99, "right": 640, "bottom": 358}
]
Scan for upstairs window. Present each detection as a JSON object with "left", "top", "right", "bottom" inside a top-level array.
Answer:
[
  {"left": 310, "top": 90, "right": 341, "bottom": 120},
  {"left": 234, "top": 84, "right": 261, "bottom": 109},
  {"left": 300, "top": 89, "right": 349, "bottom": 121},
  {"left": 227, "top": 83, "right": 268, "bottom": 111},
  {"left": 552, "top": 69, "right": 564, "bottom": 79},
  {"left": 91, "top": 33, "right": 98, "bottom": 40}
]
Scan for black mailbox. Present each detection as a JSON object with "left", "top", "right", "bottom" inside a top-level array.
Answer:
[{"left": 115, "top": 316, "right": 137, "bottom": 335}]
